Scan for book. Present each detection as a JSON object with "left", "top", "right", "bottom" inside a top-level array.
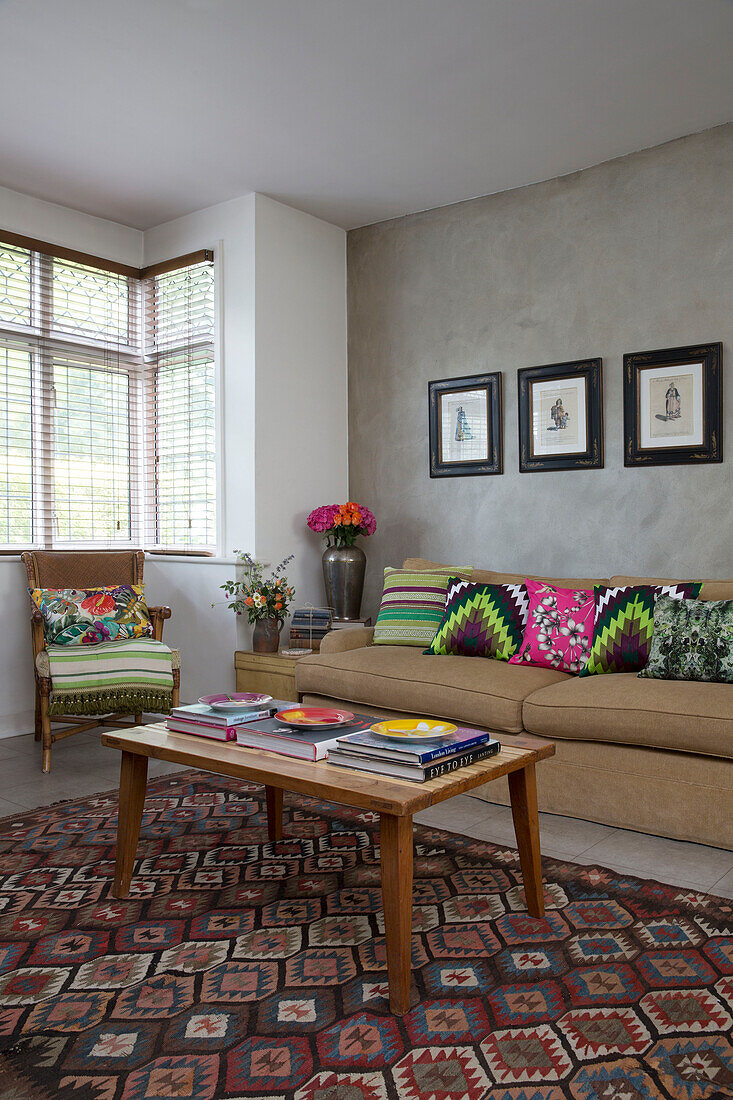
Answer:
[
  {"left": 327, "top": 739, "right": 500, "bottom": 782},
  {"left": 169, "top": 703, "right": 279, "bottom": 727},
  {"left": 335, "top": 726, "right": 498, "bottom": 764},
  {"left": 166, "top": 700, "right": 289, "bottom": 742},
  {"left": 288, "top": 637, "right": 321, "bottom": 651},
  {"left": 235, "top": 713, "right": 375, "bottom": 761},
  {"left": 330, "top": 617, "right": 372, "bottom": 629}
]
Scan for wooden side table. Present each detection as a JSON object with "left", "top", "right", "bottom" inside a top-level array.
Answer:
[{"left": 234, "top": 649, "right": 302, "bottom": 702}]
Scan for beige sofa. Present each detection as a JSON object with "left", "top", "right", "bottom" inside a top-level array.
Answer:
[{"left": 296, "top": 557, "right": 733, "bottom": 850}]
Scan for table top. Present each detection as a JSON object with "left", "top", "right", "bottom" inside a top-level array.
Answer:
[{"left": 101, "top": 722, "right": 555, "bottom": 817}]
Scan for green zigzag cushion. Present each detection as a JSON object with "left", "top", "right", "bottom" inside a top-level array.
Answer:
[
  {"left": 424, "top": 579, "right": 529, "bottom": 661},
  {"left": 580, "top": 582, "right": 702, "bottom": 676}
]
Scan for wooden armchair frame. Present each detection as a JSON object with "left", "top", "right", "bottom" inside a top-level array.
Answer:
[{"left": 22, "top": 550, "right": 180, "bottom": 772}]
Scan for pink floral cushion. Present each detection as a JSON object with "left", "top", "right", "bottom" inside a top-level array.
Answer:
[{"left": 509, "top": 580, "right": 595, "bottom": 674}]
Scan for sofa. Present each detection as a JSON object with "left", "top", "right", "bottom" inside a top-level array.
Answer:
[{"left": 296, "top": 557, "right": 733, "bottom": 850}]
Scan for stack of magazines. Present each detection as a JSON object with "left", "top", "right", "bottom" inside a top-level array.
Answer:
[
  {"left": 167, "top": 701, "right": 277, "bottom": 741},
  {"left": 327, "top": 726, "right": 501, "bottom": 782}
]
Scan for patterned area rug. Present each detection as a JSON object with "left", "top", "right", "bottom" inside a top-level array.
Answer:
[{"left": 0, "top": 770, "right": 731, "bottom": 1099}]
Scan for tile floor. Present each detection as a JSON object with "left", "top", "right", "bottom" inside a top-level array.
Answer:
[{"left": 1, "top": 728, "right": 731, "bottom": 901}]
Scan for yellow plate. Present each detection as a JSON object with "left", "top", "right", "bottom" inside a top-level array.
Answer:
[{"left": 370, "top": 719, "right": 457, "bottom": 741}]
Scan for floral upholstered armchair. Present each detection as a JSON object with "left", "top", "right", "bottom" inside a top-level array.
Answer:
[{"left": 22, "top": 550, "right": 180, "bottom": 773}]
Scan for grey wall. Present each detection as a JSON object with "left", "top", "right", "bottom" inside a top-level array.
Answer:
[{"left": 347, "top": 124, "right": 733, "bottom": 618}]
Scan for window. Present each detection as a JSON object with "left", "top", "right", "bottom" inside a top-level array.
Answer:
[
  {"left": 0, "top": 238, "right": 216, "bottom": 553},
  {"left": 143, "top": 261, "right": 216, "bottom": 551}
]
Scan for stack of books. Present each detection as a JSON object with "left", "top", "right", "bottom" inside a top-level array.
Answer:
[
  {"left": 234, "top": 713, "right": 375, "bottom": 761},
  {"left": 289, "top": 607, "right": 333, "bottom": 651},
  {"left": 167, "top": 701, "right": 277, "bottom": 741},
  {"left": 327, "top": 726, "right": 501, "bottom": 782}
]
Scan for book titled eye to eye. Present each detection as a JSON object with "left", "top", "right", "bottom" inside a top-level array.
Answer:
[{"left": 326, "top": 739, "right": 501, "bottom": 782}]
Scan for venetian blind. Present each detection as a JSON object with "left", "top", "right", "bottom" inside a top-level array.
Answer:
[
  {"left": 142, "top": 257, "right": 216, "bottom": 552},
  {"left": 0, "top": 236, "right": 216, "bottom": 552}
]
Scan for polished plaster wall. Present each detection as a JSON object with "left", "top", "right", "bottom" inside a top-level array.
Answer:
[{"left": 347, "top": 124, "right": 733, "bottom": 617}]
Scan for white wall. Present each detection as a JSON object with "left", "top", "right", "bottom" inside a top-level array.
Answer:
[
  {"left": 253, "top": 194, "right": 348, "bottom": 631},
  {"left": 0, "top": 186, "right": 348, "bottom": 728},
  {"left": 0, "top": 187, "right": 144, "bottom": 736},
  {"left": 143, "top": 193, "right": 348, "bottom": 701}
]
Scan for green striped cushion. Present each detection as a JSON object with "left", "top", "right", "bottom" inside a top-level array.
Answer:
[{"left": 373, "top": 566, "right": 472, "bottom": 646}]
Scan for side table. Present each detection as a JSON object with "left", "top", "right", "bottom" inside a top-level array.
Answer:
[{"left": 234, "top": 649, "right": 304, "bottom": 701}]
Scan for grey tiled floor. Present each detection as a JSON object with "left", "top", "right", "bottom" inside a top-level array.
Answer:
[{"left": 1, "top": 729, "right": 731, "bottom": 900}]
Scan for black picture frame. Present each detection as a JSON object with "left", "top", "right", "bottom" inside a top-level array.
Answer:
[
  {"left": 428, "top": 372, "right": 503, "bottom": 477},
  {"left": 623, "top": 342, "right": 722, "bottom": 467},
  {"left": 518, "top": 358, "right": 603, "bottom": 473}
]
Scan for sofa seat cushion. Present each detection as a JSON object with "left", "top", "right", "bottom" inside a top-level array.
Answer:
[
  {"left": 523, "top": 673, "right": 733, "bottom": 758},
  {"left": 295, "top": 646, "right": 569, "bottom": 733}
]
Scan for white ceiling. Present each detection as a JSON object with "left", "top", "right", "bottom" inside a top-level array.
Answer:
[{"left": 1, "top": 0, "right": 732, "bottom": 231}]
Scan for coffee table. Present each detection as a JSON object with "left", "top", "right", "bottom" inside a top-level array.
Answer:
[{"left": 102, "top": 722, "right": 555, "bottom": 1015}]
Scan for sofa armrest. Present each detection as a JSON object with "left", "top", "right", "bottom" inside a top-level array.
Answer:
[{"left": 319, "top": 626, "right": 374, "bottom": 654}]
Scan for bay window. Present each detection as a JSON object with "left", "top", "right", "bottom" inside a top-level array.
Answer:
[{"left": 0, "top": 235, "right": 216, "bottom": 553}]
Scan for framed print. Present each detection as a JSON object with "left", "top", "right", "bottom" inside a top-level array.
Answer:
[
  {"left": 624, "top": 343, "right": 722, "bottom": 466},
  {"left": 518, "top": 358, "right": 603, "bottom": 472},
  {"left": 429, "top": 372, "right": 502, "bottom": 477}
]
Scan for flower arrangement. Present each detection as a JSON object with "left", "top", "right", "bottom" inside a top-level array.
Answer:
[
  {"left": 306, "top": 502, "right": 376, "bottom": 548},
  {"left": 219, "top": 553, "right": 295, "bottom": 624}
]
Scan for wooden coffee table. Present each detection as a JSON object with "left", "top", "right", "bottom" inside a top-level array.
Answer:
[{"left": 102, "top": 722, "right": 554, "bottom": 1015}]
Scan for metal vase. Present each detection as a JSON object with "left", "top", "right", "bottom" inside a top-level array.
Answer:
[
  {"left": 252, "top": 616, "right": 282, "bottom": 653},
  {"left": 322, "top": 544, "right": 366, "bottom": 621}
]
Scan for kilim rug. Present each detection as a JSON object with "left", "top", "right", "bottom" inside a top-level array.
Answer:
[{"left": 0, "top": 770, "right": 731, "bottom": 1100}]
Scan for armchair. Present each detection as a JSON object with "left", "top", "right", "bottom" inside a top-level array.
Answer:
[{"left": 22, "top": 550, "right": 180, "bottom": 772}]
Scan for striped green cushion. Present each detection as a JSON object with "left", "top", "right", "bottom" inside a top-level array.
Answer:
[{"left": 373, "top": 567, "right": 472, "bottom": 646}]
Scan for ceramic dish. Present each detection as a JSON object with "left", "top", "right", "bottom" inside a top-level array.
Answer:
[
  {"left": 198, "top": 692, "right": 273, "bottom": 712},
  {"left": 369, "top": 718, "right": 457, "bottom": 741},
  {"left": 275, "top": 706, "right": 356, "bottom": 730}
]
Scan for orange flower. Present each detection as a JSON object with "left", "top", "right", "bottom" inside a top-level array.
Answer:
[
  {"left": 275, "top": 601, "right": 282, "bottom": 610},
  {"left": 341, "top": 514, "right": 352, "bottom": 525},
  {"left": 352, "top": 511, "right": 362, "bottom": 524},
  {"left": 346, "top": 501, "right": 358, "bottom": 511},
  {"left": 245, "top": 597, "right": 254, "bottom": 606}
]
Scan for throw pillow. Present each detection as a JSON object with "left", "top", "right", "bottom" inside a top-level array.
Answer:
[
  {"left": 373, "top": 566, "right": 472, "bottom": 647},
  {"left": 639, "top": 595, "right": 733, "bottom": 683},
  {"left": 581, "top": 582, "right": 702, "bottom": 676},
  {"left": 30, "top": 585, "right": 154, "bottom": 646},
  {"left": 424, "top": 578, "right": 529, "bottom": 661},
  {"left": 508, "top": 580, "right": 594, "bottom": 674}
]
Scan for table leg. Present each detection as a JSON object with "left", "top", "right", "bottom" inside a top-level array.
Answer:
[
  {"left": 265, "top": 785, "right": 283, "bottom": 841},
  {"left": 112, "top": 751, "right": 148, "bottom": 898},
  {"left": 508, "top": 761, "right": 545, "bottom": 917},
  {"left": 380, "top": 813, "right": 413, "bottom": 1015}
]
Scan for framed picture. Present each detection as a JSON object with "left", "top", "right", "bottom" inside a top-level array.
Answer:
[
  {"left": 518, "top": 358, "right": 603, "bottom": 472},
  {"left": 428, "top": 372, "right": 503, "bottom": 477},
  {"left": 624, "top": 343, "right": 722, "bottom": 466}
]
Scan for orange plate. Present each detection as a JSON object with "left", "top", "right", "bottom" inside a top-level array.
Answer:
[{"left": 275, "top": 706, "right": 355, "bottom": 729}]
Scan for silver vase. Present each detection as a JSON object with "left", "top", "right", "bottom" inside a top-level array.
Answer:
[{"left": 322, "top": 544, "right": 366, "bottom": 621}]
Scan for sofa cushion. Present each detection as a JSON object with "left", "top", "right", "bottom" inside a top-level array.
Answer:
[
  {"left": 295, "top": 645, "right": 569, "bottom": 733},
  {"left": 403, "top": 559, "right": 609, "bottom": 589},
  {"left": 523, "top": 673, "right": 733, "bottom": 758},
  {"left": 610, "top": 575, "right": 733, "bottom": 602}
]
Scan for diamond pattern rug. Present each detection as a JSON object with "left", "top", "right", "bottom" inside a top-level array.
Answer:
[{"left": 0, "top": 770, "right": 731, "bottom": 1099}]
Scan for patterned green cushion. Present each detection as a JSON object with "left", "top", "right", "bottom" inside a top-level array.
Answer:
[
  {"left": 424, "top": 579, "right": 529, "bottom": 661},
  {"left": 29, "top": 585, "right": 153, "bottom": 646},
  {"left": 580, "top": 583, "right": 701, "bottom": 676},
  {"left": 373, "top": 566, "right": 471, "bottom": 647},
  {"left": 639, "top": 595, "right": 733, "bottom": 683}
]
